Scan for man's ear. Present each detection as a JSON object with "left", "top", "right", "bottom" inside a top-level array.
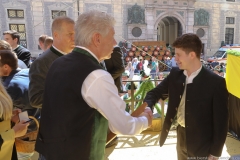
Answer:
[
  {"left": 13, "top": 38, "right": 18, "bottom": 44},
  {"left": 189, "top": 51, "right": 196, "bottom": 59},
  {"left": 92, "top": 33, "right": 101, "bottom": 47},
  {"left": 53, "top": 31, "right": 58, "bottom": 39},
  {"left": 1, "top": 64, "right": 12, "bottom": 76},
  {"left": 3, "top": 64, "right": 10, "bottom": 70}
]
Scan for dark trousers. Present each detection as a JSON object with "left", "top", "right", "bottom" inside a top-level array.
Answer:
[
  {"left": 177, "top": 126, "right": 209, "bottom": 160},
  {"left": 177, "top": 125, "right": 188, "bottom": 160}
]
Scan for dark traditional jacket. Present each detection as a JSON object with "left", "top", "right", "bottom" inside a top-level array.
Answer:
[
  {"left": 144, "top": 67, "right": 229, "bottom": 157},
  {"left": 35, "top": 48, "right": 108, "bottom": 160},
  {"left": 29, "top": 46, "right": 64, "bottom": 108},
  {"left": 105, "top": 46, "right": 125, "bottom": 92},
  {"left": 14, "top": 45, "right": 31, "bottom": 67}
]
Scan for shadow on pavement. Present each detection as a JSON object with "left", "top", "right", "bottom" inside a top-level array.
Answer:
[{"left": 225, "top": 133, "right": 240, "bottom": 158}]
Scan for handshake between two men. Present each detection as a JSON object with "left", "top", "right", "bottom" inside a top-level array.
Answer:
[{"left": 106, "top": 102, "right": 153, "bottom": 145}]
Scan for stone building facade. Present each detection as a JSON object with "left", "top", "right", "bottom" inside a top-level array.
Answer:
[{"left": 0, "top": 0, "right": 239, "bottom": 57}]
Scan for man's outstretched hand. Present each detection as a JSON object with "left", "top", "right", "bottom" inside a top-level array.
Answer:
[{"left": 139, "top": 107, "right": 153, "bottom": 127}]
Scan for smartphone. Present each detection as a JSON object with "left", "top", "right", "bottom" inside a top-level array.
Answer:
[
  {"left": 19, "top": 111, "right": 30, "bottom": 122},
  {"left": 23, "top": 119, "right": 34, "bottom": 124}
]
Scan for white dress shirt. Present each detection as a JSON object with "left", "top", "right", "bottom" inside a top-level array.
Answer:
[
  {"left": 78, "top": 46, "right": 148, "bottom": 135},
  {"left": 12, "top": 45, "right": 20, "bottom": 51},
  {"left": 177, "top": 65, "right": 202, "bottom": 127}
]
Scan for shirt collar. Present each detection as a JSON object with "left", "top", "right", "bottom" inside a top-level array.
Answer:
[
  {"left": 75, "top": 46, "right": 100, "bottom": 63},
  {"left": 52, "top": 45, "right": 67, "bottom": 55},
  {"left": 183, "top": 65, "right": 202, "bottom": 78},
  {"left": 12, "top": 45, "right": 20, "bottom": 50}
]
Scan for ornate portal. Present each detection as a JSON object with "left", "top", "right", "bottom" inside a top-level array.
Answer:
[
  {"left": 127, "top": 3, "right": 145, "bottom": 24},
  {"left": 194, "top": 9, "right": 209, "bottom": 26}
]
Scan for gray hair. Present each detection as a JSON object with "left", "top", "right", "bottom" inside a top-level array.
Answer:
[{"left": 75, "top": 10, "right": 115, "bottom": 47}]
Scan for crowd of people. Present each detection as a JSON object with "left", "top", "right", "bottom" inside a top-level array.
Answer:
[
  {"left": 0, "top": 10, "right": 229, "bottom": 160},
  {"left": 0, "top": 26, "right": 54, "bottom": 159},
  {"left": 123, "top": 54, "right": 177, "bottom": 79}
]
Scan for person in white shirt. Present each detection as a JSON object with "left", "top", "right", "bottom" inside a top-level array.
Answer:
[
  {"left": 35, "top": 10, "right": 152, "bottom": 160},
  {"left": 132, "top": 57, "right": 138, "bottom": 72},
  {"left": 125, "top": 61, "right": 134, "bottom": 79}
]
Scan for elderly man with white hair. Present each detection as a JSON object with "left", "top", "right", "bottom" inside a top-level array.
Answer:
[{"left": 35, "top": 10, "right": 153, "bottom": 160}]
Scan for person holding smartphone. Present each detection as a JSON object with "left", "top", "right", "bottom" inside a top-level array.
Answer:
[{"left": 0, "top": 80, "right": 29, "bottom": 160}]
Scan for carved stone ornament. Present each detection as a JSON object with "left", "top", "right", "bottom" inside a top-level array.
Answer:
[
  {"left": 3, "top": 0, "right": 26, "bottom": 8},
  {"left": 88, "top": 4, "right": 108, "bottom": 13},
  {"left": 156, "top": 10, "right": 164, "bottom": 17},
  {"left": 128, "top": 3, "right": 145, "bottom": 24},
  {"left": 196, "top": 28, "right": 205, "bottom": 38},
  {"left": 194, "top": 9, "right": 209, "bottom": 26},
  {"left": 132, "top": 27, "right": 142, "bottom": 37},
  {"left": 225, "top": 11, "right": 237, "bottom": 17},
  {"left": 177, "top": 11, "right": 184, "bottom": 18},
  {"left": 48, "top": 2, "right": 67, "bottom": 11}
]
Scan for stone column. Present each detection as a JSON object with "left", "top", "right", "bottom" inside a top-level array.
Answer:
[
  {"left": 161, "top": 26, "right": 164, "bottom": 41},
  {"left": 165, "top": 25, "right": 169, "bottom": 44},
  {"left": 186, "top": 9, "right": 194, "bottom": 33},
  {"left": 79, "top": 0, "right": 84, "bottom": 14},
  {"left": 73, "top": 0, "right": 80, "bottom": 19},
  {"left": 31, "top": 0, "right": 45, "bottom": 57},
  {"left": 157, "top": 24, "right": 161, "bottom": 41},
  {"left": 174, "top": 22, "right": 178, "bottom": 39},
  {"left": 145, "top": 7, "right": 155, "bottom": 41},
  {"left": 169, "top": 24, "right": 175, "bottom": 44},
  {"left": 113, "top": 0, "right": 123, "bottom": 43},
  {"left": 211, "top": 4, "right": 221, "bottom": 50}
]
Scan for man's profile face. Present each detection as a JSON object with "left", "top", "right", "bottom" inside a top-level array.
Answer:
[
  {"left": 175, "top": 48, "right": 192, "bottom": 70},
  {"left": 99, "top": 27, "right": 117, "bottom": 60},
  {"left": 57, "top": 22, "right": 75, "bottom": 53},
  {"left": 3, "top": 34, "right": 17, "bottom": 48}
]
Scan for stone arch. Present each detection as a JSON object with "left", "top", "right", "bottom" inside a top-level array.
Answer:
[
  {"left": 154, "top": 11, "right": 185, "bottom": 34},
  {"left": 163, "top": 17, "right": 174, "bottom": 25},
  {"left": 161, "top": 18, "right": 170, "bottom": 26},
  {"left": 154, "top": 11, "right": 185, "bottom": 43}
]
